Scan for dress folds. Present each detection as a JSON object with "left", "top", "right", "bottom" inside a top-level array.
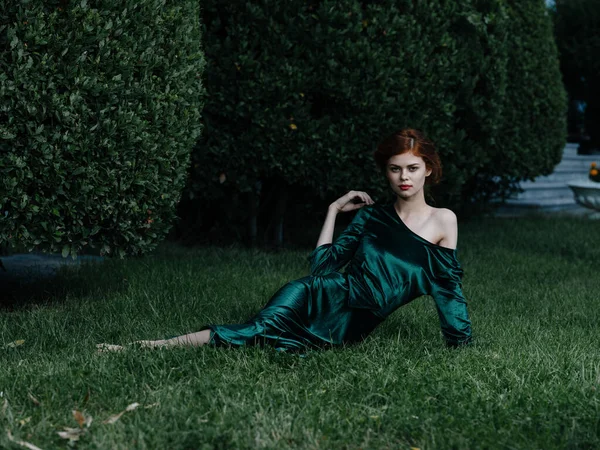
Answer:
[{"left": 201, "top": 202, "right": 473, "bottom": 351}]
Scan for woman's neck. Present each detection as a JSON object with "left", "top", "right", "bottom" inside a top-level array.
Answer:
[{"left": 393, "top": 196, "right": 431, "bottom": 218}]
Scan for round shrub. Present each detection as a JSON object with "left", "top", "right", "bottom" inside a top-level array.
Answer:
[
  {"left": 463, "top": 0, "right": 567, "bottom": 212},
  {"left": 0, "top": 0, "right": 206, "bottom": 257}
]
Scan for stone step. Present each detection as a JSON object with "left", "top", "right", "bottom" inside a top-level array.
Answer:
[
  {"left": 561, "top": 151, "right": 598, "bottom": 160},
  {"left": 562, "top": 144, "right": 595, "bottom": 152},
  {"left": 525, "top": 172, "right": 589, "bottom": 184},
  {"left": 490, "top": 143, "right": 600, "bottom": 216},
  {"left": 554, "top": 164, "right": 594, "bottom": 173},
  {"left": 553, "top": 159, "right": 597, "bottom": 171},
  {"left": 561, "top": 144, "right": 596, "bottom": 157},
  {"left": 510, "top": 188, "right": 576, "bottom": 201},
  {"left": 519, "top": 179, "right": 582, "bottom": 189},
  {"left": 562, "top": 144, "right": 579, "bottom": 156},
  {"left": 502, "top": 196, "right": 579, "bottom": 208}
]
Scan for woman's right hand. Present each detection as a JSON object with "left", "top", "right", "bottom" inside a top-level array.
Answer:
[{"left": 330, "top": 191, "right": 375, "bottom": 213}]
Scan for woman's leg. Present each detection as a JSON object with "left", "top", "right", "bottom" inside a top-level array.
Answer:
[
  {"left": 142, "top": 329, "right": 212, "bottom": 348},
  {"left": 97, "top": 329, "right": 212, "bottom": 352}
]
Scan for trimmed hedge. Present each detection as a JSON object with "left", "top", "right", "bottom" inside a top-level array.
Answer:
[
  {"left": 187, "top": 0, "right": 566, "bottom": 240},
  {"left": 463, "top": 0, "right": 568, "bottom": 207},
  {"left": 502, "top": 0, "right": 567, "bottom": 180},
  {"left": 0, "top": 0, "right": 206, "bottom": 257}
]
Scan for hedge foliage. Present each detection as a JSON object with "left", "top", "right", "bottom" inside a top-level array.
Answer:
[
  {"left": 0, "top": 0, "right": 206, "bottom": 257},
  {"left": 553, "top": 0, "right": 600, "bottom": 150},
  {"left": 464, "top": 0, "right": 568, "bottom": 206},
  {"left": 189, "top": 0, "right": 566, "bottom": 227},
  {"left": 504, "top": 0, "right": 567, "bottom": 178}
]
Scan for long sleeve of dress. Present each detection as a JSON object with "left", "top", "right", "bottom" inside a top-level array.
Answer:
[
  {"left": 307, "top": 206, "right": 371, "bottom": 277},
  {"left": 430, "top": 263, "right": 473, "bottom": 348}
]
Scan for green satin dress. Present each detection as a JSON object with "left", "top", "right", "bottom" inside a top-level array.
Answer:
[{"left": 200, "top": 202, "right": 472, "bottom": 352}]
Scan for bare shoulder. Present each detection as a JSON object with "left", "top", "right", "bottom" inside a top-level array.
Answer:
[
  {"left": 431, "top": 207, "right": 458, "bottom": 249},
  {"left": 432, "top": 207, "right": 457, "bottom": 226}
]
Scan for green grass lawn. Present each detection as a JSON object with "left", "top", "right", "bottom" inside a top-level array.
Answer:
[{"left": 1, "top": 215, "right": 599, "bottom": 449}]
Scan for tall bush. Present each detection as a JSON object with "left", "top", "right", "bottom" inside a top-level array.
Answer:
[
  {"left": 463, "top": 0, "right": 567, "bottom": 208},
  {"left": 185, "top": 0, "right": 513, "bottom": 245},
  {"left": 0, "top": 0, "right": 206, "bottom": 257}
]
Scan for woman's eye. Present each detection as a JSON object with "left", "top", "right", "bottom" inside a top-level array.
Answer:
[{"left": 391, "top": 167, "right": 417, "bottom": 172}]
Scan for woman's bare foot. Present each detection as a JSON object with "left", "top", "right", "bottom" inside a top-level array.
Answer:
[{"left": 96, "top": 340, "right": 168, "bottom": 353}]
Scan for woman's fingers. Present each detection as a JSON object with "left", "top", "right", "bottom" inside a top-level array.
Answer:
[
  {"left": 350, "top": 191, "right": 374, "bottom": 206},
  {"left": 332, "top": 191, "right": 375, "bottom": 212}
]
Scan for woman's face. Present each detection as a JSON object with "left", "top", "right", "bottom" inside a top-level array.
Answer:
[{"left": 385, "top": 151, "right": 432, "bottom": 198}]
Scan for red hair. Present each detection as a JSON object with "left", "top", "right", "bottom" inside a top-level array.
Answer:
[{"left": 373, "top": 128, "right": 442, "bottom": 186}]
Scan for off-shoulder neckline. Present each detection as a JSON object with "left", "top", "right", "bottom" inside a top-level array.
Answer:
[{"left": 385, "top": 203, "right": 458, "bottom": 255}]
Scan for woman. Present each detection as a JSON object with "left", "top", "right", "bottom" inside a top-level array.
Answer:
[{"left": 98, "top": 128, "right": 472, "bottom": 353}]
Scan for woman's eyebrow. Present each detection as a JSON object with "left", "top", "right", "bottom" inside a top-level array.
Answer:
[{"left": 389, "top": 163, "right": 419, "bottom": 167}]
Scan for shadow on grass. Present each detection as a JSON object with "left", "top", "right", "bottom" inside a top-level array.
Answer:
[{"left": 0, "top": 260, "right": 129, "bottom": 312}]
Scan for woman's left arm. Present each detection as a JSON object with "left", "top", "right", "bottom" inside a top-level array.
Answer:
[
  {"left": 430, "top": 270, "right": 473, "bottom": 348},
  {"left": 430, "top": 210, "right": 472, "bottom": 347}
]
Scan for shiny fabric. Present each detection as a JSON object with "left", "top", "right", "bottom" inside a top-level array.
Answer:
[{"left": 200, "top": 202, "right": 472, "bottom": 351}]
